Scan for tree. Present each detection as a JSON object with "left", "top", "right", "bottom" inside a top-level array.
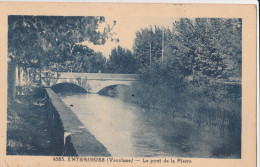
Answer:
[
  {"left": 132, "top": 18, "right": 242, "bottom": 88},
  {"left": 133, "top": 26, "right": 166, "bottom": 68},
  {"left": 48, "top": 44, "right": 106, "bottom": 73},
  {"left": 168, "top": 18, "right": 242, "bottom": 82},
  {"left": 106, "top": 46, "right": 138, "bottom": 74},
  {"left": 8, "top": 16, "right": 117, "bottom": 88},
  {"left": 8, "top": 16, "right": 115, "bottom": 68},
  {"left": 83, "top": 52, "right": 106, "bottom": 73}
]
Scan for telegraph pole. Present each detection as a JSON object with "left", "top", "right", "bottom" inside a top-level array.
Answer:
[
  {"left": 149, "top": 28, "right": 152, "bottom": 67},
  {"left": 149, "top": 40, "right": 152, "bottom": 67},
  {"left": 161, "top": 29, "right": 164, "bottom": 63}
]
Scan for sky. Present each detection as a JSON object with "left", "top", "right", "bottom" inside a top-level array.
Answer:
[{"left": 82, "top": 17, "right": 178, "bottom": 58}]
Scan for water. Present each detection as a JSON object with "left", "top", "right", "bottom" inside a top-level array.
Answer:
[{"left": 59, "top": 93, "right": 232, "bottom": 157}]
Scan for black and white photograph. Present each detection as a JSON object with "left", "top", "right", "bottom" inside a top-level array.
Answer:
[
  {"left": 6, "top": 15, "right": 242, "bottom": 158},
  {"left": 0, "top": 2, "right": 257, "bottom": 167}
]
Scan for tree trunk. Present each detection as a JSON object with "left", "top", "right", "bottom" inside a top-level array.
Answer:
[
  {"left": 18, "top": 66, "right": 21, "bottom": 86},
  {"left": 7, "top": 61, "right": 16, "bottom": 100},
  {"left": 39, "top": 68, "right": 42, "bottom": 87}
]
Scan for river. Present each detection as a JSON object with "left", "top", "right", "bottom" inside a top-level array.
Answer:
[{"left": 59, "top": 93, "right": 236, "bottom": 158}]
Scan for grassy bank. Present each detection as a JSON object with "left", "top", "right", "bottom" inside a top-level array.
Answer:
[
  {"left": 118, "top": 82, "right": 241, "bottom": 158},
  {"left": 7, "top": 88, "right": 54, "bottom": 155}
]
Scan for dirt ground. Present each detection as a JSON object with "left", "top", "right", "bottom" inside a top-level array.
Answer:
[{"left": 6, "top": 88, "right": 53, "bottom": 155}]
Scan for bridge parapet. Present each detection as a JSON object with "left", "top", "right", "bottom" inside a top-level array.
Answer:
[
  {"left": 42, "top": 73, "right": 139, "bottom": 93},
  {"left": 58, "top": 73, "right": 139, "bottom": 80},
  {"left": 45, "top": 88, "right": 111, "bottom": 156}
]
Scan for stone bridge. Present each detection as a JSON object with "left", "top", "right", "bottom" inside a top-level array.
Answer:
[{"left": 41, "top": 72, "right": 139, "bottom": 93}]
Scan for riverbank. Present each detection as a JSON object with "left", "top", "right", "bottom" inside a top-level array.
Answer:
[
  {"left": 47, "top": 88, "right": 111, "bottom": 156},
  {"left": 7, "top": 87, "right": 111, "bottom": 156},
  {"left": 116, "top": 82, "right": 241, "bottom": 158},
  {"left": 7, "top": 88, "right": 53, "bottom": 155}
]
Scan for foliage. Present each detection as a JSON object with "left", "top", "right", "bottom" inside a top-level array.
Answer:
[
  {"left": 168, "top": 18, "right": 242, "bottom": 82},
  {"left": 49, "top": 44, "right": 106, "bottom": 73},
  {"left": 133, "top": 18, "right": 242, "bottom": 88},
  {"left": 8, "top": 16, "right": 116, "bottom": 70},
  {"left": 133, "top": 26, "right": 168, "bottom": 68},
  {"left": 106, "top": 46, "right": 138, "bottom": 74}
]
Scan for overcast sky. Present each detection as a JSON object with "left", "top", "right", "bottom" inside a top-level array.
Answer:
[{"left": 82, "top": 17, "right": 178, "bottom": 58}]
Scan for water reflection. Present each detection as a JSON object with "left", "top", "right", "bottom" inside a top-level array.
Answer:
[
  {"left": 61, "top": 94, "right": 164, "bottom": 156},
  {"left": 59, "top": 93, "right": 225, "bottom": 157}
]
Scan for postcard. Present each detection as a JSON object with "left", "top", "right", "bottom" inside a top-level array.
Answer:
[{"left": 0, "top": 2, "right": 257, "bottom": 167}]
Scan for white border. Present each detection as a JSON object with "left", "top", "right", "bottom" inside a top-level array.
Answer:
[
  {"left": 256, "top": 1, "right": 259, "bottom": 167},
  {"left": 0, "top": 0, "right": 258, "bottom": 4},
  {"left": 0, "top": 0, "right": 258, "bottom": 166}
]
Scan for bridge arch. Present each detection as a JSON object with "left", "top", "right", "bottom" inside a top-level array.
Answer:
[
  {"left": 89, "top": 80, "right": 133, "bottom": 93},
  {"left": 98, "top": 84, "right": 130, "bottom": 97},
  {"left": 51, "top": 82, "right": 87, "bottom": 94},
  {"left": 42, "top": 72, "right": 138, "bottom": 93}
]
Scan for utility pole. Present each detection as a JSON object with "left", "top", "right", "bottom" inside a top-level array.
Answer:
[
  {"left": 161, "top": 29, "right": 164, "bottom": 63},
  {"left": 149, "top": 40, "right": 152, "bottom": 67},
  {"left": 149, "top": 29, "right": 152, "bottom": 67}
]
